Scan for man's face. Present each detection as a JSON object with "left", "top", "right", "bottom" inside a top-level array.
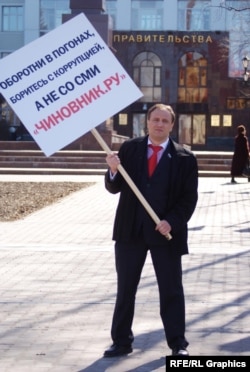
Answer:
[{"left": 147, "top": 108, "right": 174, "bottom": 144}]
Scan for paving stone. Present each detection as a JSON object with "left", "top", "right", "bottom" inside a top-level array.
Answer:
[{"left": 0, "top": 175, "right": 249, "bottom": 371}]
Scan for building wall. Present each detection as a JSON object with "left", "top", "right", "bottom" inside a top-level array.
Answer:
[
  {"left": 111, "top": 29, "right": 249, "bottom": 151},
  {"left": 0, "top": 0, "right": 250, "bottom": 149},
  {"left": 24, "top": 0, "right": 40, "bottom": 44},
  {"left": 0, "top": 0, "right": 24, "bottom": 53},
  {"left": 0, "top": 0, "right": 39, "bottom": 51}
]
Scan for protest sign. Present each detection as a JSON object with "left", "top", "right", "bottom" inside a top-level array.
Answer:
[{"left": 0, "top": 13, "right": 143, "bottom": 156}]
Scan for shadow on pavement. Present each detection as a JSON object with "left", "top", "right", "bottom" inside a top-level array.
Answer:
[
  {"left": 219, "top": 336, "right": 250, "bottom": 353},
  {"left": 78, "top": 356, "right": 166, "bottom": 372},
  {"left": 78, "top": 328, "right": 166, "bottom": 372}
]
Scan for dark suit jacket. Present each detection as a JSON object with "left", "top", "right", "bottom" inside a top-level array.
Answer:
[{"left": 105, "top": 136, "right": 198, "bottom": 256}]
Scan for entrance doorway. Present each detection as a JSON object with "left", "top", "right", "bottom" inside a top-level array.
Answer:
[
  {"left": 178, "top": 114, "right": 206, "bottom": 146},
  {"left": 132, "top": 113, "right": 146, "bottom": 138}
]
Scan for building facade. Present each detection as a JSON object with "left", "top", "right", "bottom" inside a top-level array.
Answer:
[
  {"left": 0, "top": 0, "right": 71, "bottom": 140},
  {"left": 0, "top": 0, "right": 250, "bottom": 150}
]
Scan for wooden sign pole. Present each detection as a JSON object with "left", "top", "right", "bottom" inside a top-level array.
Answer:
[{"left": 91, "top": 128, "right": 172, "bottom": 240}]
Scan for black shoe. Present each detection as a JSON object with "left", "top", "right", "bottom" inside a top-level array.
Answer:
[
  {"left": 172, "top": 347, "right": 189, "bottom": 356},
  {"left": 103, "top": 344, "right": 133, "bottom": 358}
]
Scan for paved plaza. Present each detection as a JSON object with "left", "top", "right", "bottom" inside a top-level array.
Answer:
[{"left": 0, "top": 174, "right": 249, "bottom": 371}]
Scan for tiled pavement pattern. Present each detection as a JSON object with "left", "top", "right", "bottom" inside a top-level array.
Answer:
[{"left": 0, "top": 175, "right": 249, "bottom": 372}]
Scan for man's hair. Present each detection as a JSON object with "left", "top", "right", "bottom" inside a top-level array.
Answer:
[{"left": 147, "top": 104, "right": 175, "bottom": 123}]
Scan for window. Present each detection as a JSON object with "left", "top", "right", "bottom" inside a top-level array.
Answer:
[
  {"left": 40, "top": 0, "right": 70, "bottom": 35},
  {"left": 223, "top": 115, "right": 232, "bottom": 127},
  {"left": 106, "top": 0, "right": 117, "bottom": 29},
  {"left": 211, "top": 115, "right": 220, "bottom": 127},
  {"left": 178, "top": 52, "right": 208, "bottom": 103},
  {"left": 226, "top": 97, "right": 250, "bottom": 110},
  {"left": 226, "top": 0, "right": 250, "bottom": 32},
  {"left": 226, "top": 1, "right": 250, "bottom": 78},
  {"left": 131, "top": 1, "right": 164, "bottom": 30},
  {"left": 119, "top": 114, "right": 128, "bottom": 125},
  {"left": 2, "top": 6, "right": 23, "bottom": 31},
  {"left": 133, "top": 52, "right": 162, "bottom": 102},
  {"left": 178, "top": 0, "right": 210, "bottom": 31},
  {"left": 210, "top": 114, "right": 232, "bottom": 128}
]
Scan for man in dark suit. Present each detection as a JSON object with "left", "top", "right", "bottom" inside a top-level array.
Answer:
[{"left": 103, "top": 103, "right": 198, "bottom": 357}]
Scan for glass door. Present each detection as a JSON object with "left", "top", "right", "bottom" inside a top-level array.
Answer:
[
  {"left": 178, "top": 114, "right": 206, "bottom": 146},
  {"left": 132, "top": 113, "right": 146, "bottom": 138}
]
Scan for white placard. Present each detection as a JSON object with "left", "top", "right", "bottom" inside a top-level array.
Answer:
[{"left": 0, "top": 13, "right": 143, "bottom": 156}]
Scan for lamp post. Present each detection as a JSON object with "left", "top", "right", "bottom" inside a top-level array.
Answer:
[{"left": 242, "top": 56, "right": 250, "bottom": 84}]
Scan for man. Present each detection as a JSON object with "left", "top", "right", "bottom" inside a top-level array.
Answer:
[{"left": 104, "top": 103, "right": 198, "bottom": 357}]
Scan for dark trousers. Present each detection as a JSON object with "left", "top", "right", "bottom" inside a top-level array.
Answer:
[{"left": 111, "top": 239, "right": 188, "bottom": 350}]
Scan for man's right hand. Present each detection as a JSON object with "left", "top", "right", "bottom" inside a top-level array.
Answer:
[{"left": 106, "top": 153, "right": 121, "bottom": 175}]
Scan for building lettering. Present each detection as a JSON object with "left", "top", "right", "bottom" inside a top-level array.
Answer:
[{"left": 113, "top": 33, "right": 213, "bottom": 44}]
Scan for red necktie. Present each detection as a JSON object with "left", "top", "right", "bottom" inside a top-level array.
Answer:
[{"left": 148, "top": 144, "right": 162, "bottom": 177}]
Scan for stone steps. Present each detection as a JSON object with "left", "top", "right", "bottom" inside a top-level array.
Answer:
[
  {"left": 194, "top": 151, "right": 232, "bottom": 176},
  {"left": 0, "top": 167, "right": 107, "bottom": 175},
  {"left": 0, "top": 148, "right": 233, "bottom": 177},
  {"left": 0, "top": 149, "right": 107, "bottom": 175}
]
